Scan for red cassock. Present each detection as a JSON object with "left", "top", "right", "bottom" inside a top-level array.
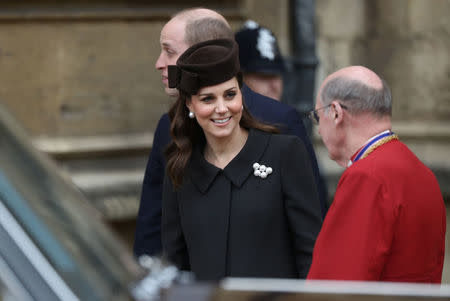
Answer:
[{"left": 307, "top": 140, "right": 446, "bottom": 283}]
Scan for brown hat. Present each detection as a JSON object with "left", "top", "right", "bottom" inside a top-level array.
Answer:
[{"left": 168, "top": 39, "right": 240, "bottom": 95}]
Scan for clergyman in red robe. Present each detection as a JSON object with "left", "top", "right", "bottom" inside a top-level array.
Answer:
[{"left": 307, "top": 66, "right": 446, "bottom": 283}]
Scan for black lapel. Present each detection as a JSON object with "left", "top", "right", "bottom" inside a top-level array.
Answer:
[
  {"left": 188, "top": 129, "right": 271, "bottom": 192},
  {"left": 188, "top": 144, "right": 221, "bottom": 194},
  {"left": 223, "top": 129, "right": 271, "bottom": 187}
]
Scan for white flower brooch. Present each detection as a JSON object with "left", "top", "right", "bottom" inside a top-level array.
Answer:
[{"left": 253, "top": 162, "right": 273, "bottom": 179}]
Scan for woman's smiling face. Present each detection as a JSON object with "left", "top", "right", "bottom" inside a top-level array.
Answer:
[{"left": 187, "top": 77, "right": 243, "bottom": 141}]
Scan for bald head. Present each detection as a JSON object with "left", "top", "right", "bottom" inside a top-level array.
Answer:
[
  {"left": 319, "top": 65, "right": 392, "bottom": 118},
  {"left": 173, "top": 8, "right": 229, "bottom": 26},
  {"left": 316, "top": 66, "right": 393, "bottom": 166},
  {"left": 326, "top": 66, "right": 383, "bottom": 90},
  {"left": 173, "top": 8, "right": 233, "bottom": 46}
]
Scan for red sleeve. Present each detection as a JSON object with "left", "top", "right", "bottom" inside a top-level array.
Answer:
[{"left": 307, "top": 168, "right": 397, "bottom": 280}]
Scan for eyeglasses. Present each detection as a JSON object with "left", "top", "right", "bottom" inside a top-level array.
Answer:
[{"left": 308, "top": 103, "right": 348, "bottom": 125}]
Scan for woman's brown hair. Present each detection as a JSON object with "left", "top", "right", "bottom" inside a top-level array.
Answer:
[{"left": 165, "top": 76, "right": 279, "bottom": 189}]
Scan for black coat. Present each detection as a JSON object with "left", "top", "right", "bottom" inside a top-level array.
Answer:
[
  {"left": 133, "top": 86, "right": 328, "bottom": 257},
  {"left": 162, "top": 129, "right": 323, "bottom": 281}
]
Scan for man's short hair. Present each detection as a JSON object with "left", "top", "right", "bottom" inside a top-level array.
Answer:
[
  {"left": 321, "top": 76, "right": 392, "bottom": 117},
  {"left": 185, "top": 17, "right": 234, "bottom": 46}
]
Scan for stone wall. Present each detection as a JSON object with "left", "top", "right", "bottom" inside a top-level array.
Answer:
[
  {"left": 316, "top": 0, "right": 450, "bottom": 121},
  {"left": 0, "top": 1, "right": 246, "bottom": 140},
  {"left": 0, "top": 21, "right": 164, "bottom": 137}
]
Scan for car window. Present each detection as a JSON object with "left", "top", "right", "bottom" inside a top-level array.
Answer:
[{"left": 0, "top": 105, "right": 143, "bottom": 300}]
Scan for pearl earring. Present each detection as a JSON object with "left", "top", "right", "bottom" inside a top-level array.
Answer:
[{"left": 188, "top": 111, "right": 195, "bottom": 119}]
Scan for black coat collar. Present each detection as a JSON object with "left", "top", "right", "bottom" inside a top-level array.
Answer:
[{"left": 188, "top": 129, "right": 271, "bottom": 194}]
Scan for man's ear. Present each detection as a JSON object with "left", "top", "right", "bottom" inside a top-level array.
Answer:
[{"left": 331, "top": 100, "right": 344, "bottom": 125}]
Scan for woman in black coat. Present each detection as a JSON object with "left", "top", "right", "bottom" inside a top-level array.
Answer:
[{"left": 162, "top": 38, "right": 322, "bottom": 281}]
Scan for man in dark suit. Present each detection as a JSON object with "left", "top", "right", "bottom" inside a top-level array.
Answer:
[{"left": 133, "top": 8, "right": 327, "bottom": 257}]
